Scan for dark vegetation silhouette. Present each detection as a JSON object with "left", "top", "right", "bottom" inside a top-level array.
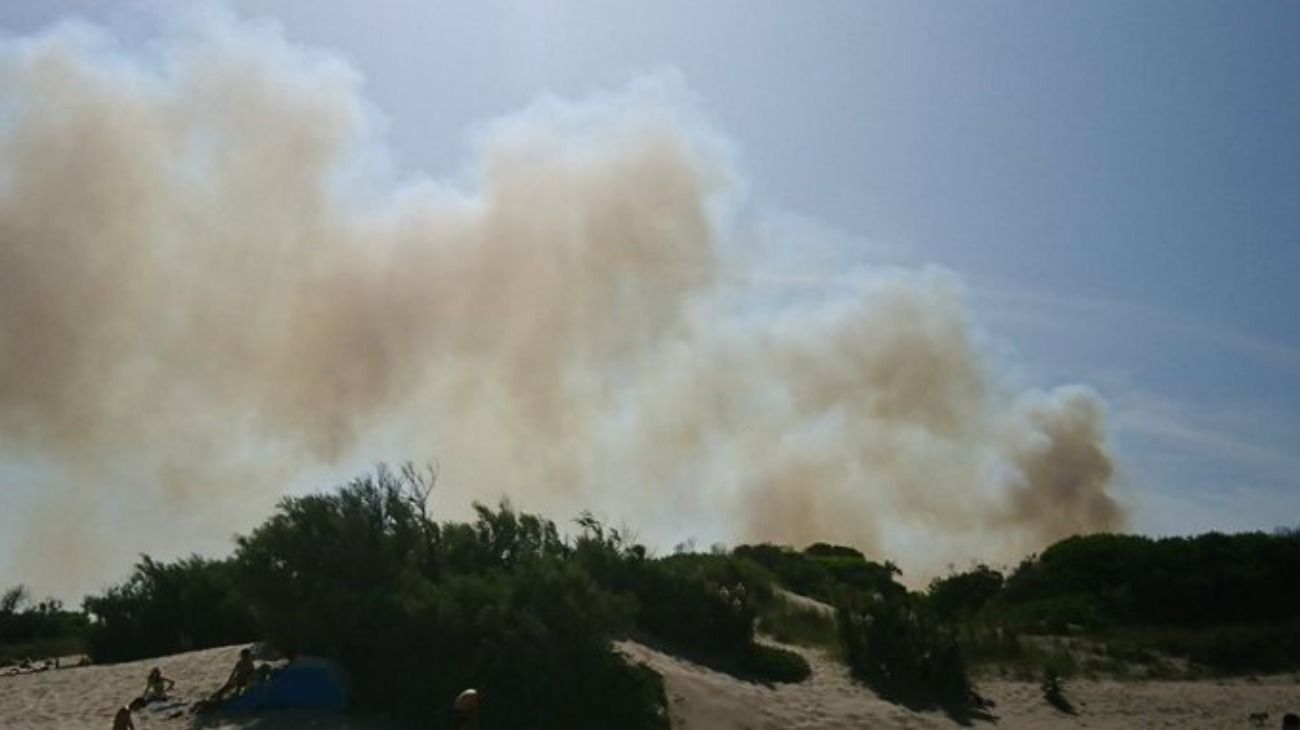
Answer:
[
  {"left": 734, "top": 544, "right": 971, "bottom": 710},
  {"left": 231, "top": 465, "right": 669, "bottom": 727},
  {"left": 571, "top": 516, "right": 810, "bottom": 683},
  {"left": 1000, "top": 532, "right": 1300, "bottom": 627},
  {"left": 0, "top": 585, "right": 87, "bottom": 665},
  {"left": 78, "top": 465, "right": 807, "bottom": 727},
  {"left": 967, "top": 531, "right": 1300, "bottom": 676},
  {"left": 8, "top": 465, "right": 1300, "bottom": 725},
  {"left": 1040, "top": 666, "right": 1074, "bottom": 714},
  {"left": 838, "top": 590, "right": 971, "bottom": 710},
  {"left": 83, "top": 555, "right": 254, "bottom": 663},
  {"left": 928, "top": 565, "right": 1003, "bottom": 622},
  {"left": 735, "top": 542, "right": 906, "bottom": 606}
]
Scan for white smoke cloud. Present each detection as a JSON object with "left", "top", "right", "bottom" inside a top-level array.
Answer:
[{"left": 0, "top": 12, "right": 1124, "bottom": 599}]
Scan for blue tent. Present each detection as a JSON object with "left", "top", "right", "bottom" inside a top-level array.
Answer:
[{"left": 224, "top": 656, "right": 349, "bottom": 713}]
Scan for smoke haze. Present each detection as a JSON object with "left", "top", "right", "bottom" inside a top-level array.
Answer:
[{"left": 0, "top": 13, "right": 1125, "bottom": 599}]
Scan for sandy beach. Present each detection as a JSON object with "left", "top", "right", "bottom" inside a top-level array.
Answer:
[{"left": 3, "top": 642, "right": 1297, "bottom": 729}]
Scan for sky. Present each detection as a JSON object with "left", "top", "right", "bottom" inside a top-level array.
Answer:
[{"left": 1, "top": 1, "right": 1297, "bottom": 599}]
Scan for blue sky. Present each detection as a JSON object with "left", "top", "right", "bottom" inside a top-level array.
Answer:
[{"left": 2, "top": 1, "right": 1297, "bottom": 557}]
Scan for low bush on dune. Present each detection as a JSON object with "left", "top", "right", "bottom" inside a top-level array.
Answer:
[
  {"left": 572, "top": 520, "right": 806, "bottom": 677},
  {"left": 733, "top": 542, "right": 906, "bottom": 606},
  {"left": 735, "top": 541, "right": 971, "bottom": 702},
  {"left": 745, "top": 642, "right": 813, "bottom": 682},
  {"left": 1099, "top": 622, "right": 1300, "bottom": 676},
  {"left": 926, "top": 565, "right": 1003, "bottom": 623},
  {"left": 838, "top": 592, "right": 970, "bottom": 709}
]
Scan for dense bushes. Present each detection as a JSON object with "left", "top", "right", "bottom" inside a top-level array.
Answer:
[
  {"left": 1001, "top": 531, "right": 1300, "bottom": 628},
  {"left": 939, "top": 531, "right": 1300, "bottom": 676},
  {"left": 732, "top": 542, "right": 968, "bottom": 696},
  {"left": 76, "top": 462, "right": 1300, "bottom": 722},
  {"left": 0, "top": 586, "right": 88, "bottom": 664},
  {"left": 838, "top": 593, "right": 969, "bottom": 708},
  {"left": 234, "top": 467, "right": 667, "bottom": 728},
  {"left": 1100, "top": 622, "right": 1300, "bottom": 675},
  {"left": 76, "top": 464, "right": 819, "bottom": 725},
  {"left": 83, "top": 556, "right": 254, "bottom": 663},
  {"left": 571, "top": 514, "right": 809, "bottom": 681},
  {"left": 733, "top": 543, "right": 905, "bottom": 605},
  {"left": 927, "top": 565, "right": 1003, "bottom": 622},
  {"left": 730, "top": 542, "right": 972, "bottom": 705}
]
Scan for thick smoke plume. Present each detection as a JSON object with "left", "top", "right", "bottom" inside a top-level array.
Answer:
[{"left": 0, "top": 15, "right": 1125, "bottom": 598}]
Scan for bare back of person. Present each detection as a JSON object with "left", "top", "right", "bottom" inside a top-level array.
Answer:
[
  {"left": 113, "top": 698, "right": 145, "bottom": 730},
  {"left": 204, "top": 648, "right": 256, "bottom": 705}
]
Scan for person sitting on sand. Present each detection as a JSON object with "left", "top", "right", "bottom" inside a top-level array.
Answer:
[
  {"left": 112, "top": 697, "right": 147, "bottom": 730},
  {"left": 207, "top": 648, "right": 255, "bottom": 703},
  {"left": 143, "top": 666, "right": 175, "bottom": 702}
]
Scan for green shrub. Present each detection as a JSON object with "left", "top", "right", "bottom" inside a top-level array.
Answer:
[
  {"left": 997, "top": 594, "right": 1107, "bottom": 634},
  {"left": 838, "top": 594, "right": 970, "bottom": 708},
  {"left": 631, "top": 558, "right": 756, "bottom": 657},
  {"left": 82, "top": 556, "right": 254, "bottom": 663},
  {"left": 1102, "top": 622, "right": 1300, "bottom": 675},
  {"left": 745, "top": 643, "right": 812, "bottom": 683},
  {"left": 0, "top": 586, "right": 88, "bottom": 665},
  {"left": 927, "top": 566, "right": 1003, "bottom": 621},
  {"left": 733, "top": 543, "right": 904, "bottom": 606},
  {"left": 572, "top": 517, "right": 806, "bottom": 683},
  {"left": 234, "top": 467, "right": 670, "bottom": 728},
  {"left": 1001, "top": 531, "right": 1300, "bottom": 627},
  {"left": 1041, "top": 665, "right": 1073, "bottom": 713}
]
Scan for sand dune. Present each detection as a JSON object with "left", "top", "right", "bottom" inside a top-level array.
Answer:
[
  {"left": 2, "top": 642, "right": 1297, "bottom": 728},
  {"left": 620, "top": 639, "right": 1300, "bottom": 729},
  {"left": 618, "top": 640, "right": 923, "bottom": 729}
]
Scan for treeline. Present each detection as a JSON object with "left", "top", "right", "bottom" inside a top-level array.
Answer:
[
  {"left": 922, "top": 530, "right": 1300, "bottom": 631},
  {"left": 0, "top": 585, "right": 88, "bottom": 664},
  {"left": 927, "top": 530, "right": 1300, "bottom": 674},
  {"left": 83, "top": 555, "right": 254, "bottom": 662},
  {"left": 998, "top": 531, "right": 1300, "bottom": 627},
  {"left": 10, "top": 465, "right": 1299, "bottom": 724}
]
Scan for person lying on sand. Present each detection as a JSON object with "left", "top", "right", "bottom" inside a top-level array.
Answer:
[
  {"left": 143, "top": 666, "right": 175, "bottom": 701},
  {"left": 112, "top": 697, "right": 147, "bottom": 730}
]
